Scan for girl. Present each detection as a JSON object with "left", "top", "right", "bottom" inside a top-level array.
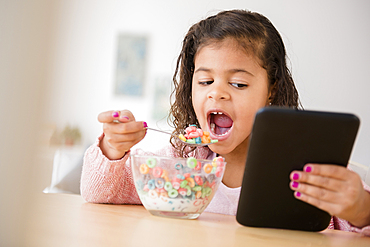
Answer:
[{"left": 81, "top": 10, "right": 370, "bottom": 235}]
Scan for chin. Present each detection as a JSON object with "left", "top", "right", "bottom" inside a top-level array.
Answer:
[{"left": 208, "top": 142, "right": 234, "bottom": 155}]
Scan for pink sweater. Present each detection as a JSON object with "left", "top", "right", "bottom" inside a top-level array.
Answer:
[{"left": 81, "top": 134, "right": 370, "bottom": 236}]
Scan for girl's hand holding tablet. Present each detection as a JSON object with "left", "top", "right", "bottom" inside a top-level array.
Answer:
[{"left": 290, "top": 164, "right": 370, "bottom": 228}]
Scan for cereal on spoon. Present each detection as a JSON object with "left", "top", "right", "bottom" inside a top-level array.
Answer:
[{"left": 178, "top": 124, "right": 218, "bottom": 145}]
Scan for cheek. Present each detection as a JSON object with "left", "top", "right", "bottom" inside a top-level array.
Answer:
[
  {"left": 192, "top": 99, "right": 203, "bottom": 122},
  {"left": 191, "top": 90, "right": 202, "bottom": 119},
  {"left": 191, "top": 81, "right": 197, "bottom": 107}
]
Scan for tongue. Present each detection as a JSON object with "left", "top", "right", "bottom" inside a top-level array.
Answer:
[
  {"left": 213, "top": 114, "right": 233, "bottom": 135},
  {"left": 213, "top": 114, "right": 233, "bottom": 128}
]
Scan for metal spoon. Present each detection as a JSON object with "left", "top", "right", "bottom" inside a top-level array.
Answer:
[
  {"left": 145, "top": 127, "right": 214, "bottom": 147},
  {"left": 112, "top": 120, "right": 214, "bottom": 147}
]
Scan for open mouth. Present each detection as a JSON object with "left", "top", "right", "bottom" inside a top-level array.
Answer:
[{"left": 208, "top": 111, "right": 233, "bottom": 138}]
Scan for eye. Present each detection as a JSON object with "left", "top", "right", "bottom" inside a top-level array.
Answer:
[
  {"left": 230, "top": 82, "right": 248, "bottom": 88},
  {"left": 199, "top": 80, "right": 214, "bottom": 85}
]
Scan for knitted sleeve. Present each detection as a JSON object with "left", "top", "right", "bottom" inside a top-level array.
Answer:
[
  {"left": 80, "top": 134, "right": 141, "bottom": 204},
  {"left": 327, "top": 182, "right": 370, "bottom": 236}
]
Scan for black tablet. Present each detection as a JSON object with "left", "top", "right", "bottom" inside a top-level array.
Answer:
[{"left": 236, "top": 107, "right": 360, "bottom": 231}]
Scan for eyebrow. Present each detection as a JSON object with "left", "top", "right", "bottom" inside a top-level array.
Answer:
[{"left": 194, "top": 67, "right": 254, "bottom": 76}]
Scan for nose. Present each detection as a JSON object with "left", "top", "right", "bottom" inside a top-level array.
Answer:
[{"left": 207, "top": 81, "right": 231, "bottom": 101}]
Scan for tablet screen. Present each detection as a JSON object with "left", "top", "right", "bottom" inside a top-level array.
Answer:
[{"left": 236, "top": 107, "right": 360, "bottom": 231}]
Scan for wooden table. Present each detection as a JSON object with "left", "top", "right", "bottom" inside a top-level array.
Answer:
[{"left": 24, "top": 193, "right": 370, "bottom": 247}]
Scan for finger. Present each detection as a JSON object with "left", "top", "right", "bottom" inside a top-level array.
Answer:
[
  {"left": 98, "top": 110, "right": 135, "bottom": 123},
  {"left": 105, "top": 130, "right": 146, "bottom": 144},
  {"left": 293, "top": 191, "right": 340, "bottom": 215},
  {"left": 112, "top": 120, "right": 147, "bottom": 135},
  {"left": 118, "top": 110, "right": 136, "bottom": 122},
  {"left": 104, "top": 128, "right": 147, "bottom": 153},
  {"left": 290, "top": 171, "right": 344, "bottom": 191},
  {"left": 302, "top": 164, "right": 349, "bottom": 180},
  {"left": 290, "top": 180, "right": 340, "bottom": 202},
  {"left": 98, "top": 110, "right": 119, "bottom": 123}
]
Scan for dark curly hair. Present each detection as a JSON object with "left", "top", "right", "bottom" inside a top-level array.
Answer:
[{"left": 169, "top": 9, "right": 301, "bottom": 157}]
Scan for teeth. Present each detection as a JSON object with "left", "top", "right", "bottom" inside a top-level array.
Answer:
[
  {"left": 211, "top": 112, "right": 223, "bottom": 115},
  {"left": 210, "top": 123, "right": 215, "bottom": 132},
  {"left": 210, "top": 122, "right": 230, "bottom": 136},
  {"left": 217, "top": 131, "right": 229, "bottom": 136}
]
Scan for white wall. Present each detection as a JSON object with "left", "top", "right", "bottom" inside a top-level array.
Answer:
[{"left": 44, "top": 0, "right": 370, "bottom": 165}]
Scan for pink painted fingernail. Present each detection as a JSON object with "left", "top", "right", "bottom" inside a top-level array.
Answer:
[
  {"left": 143, "top": 122, "right": 148, "bottom": 128},
  {"left": 293, "top": 173, "right": 299, "bottom": 180},
  {"left": 292, "top": 181, "right": 299, "bottom": 188},
  {"left": 296, "top": 191, "right": 301, "bottom": 197},
  {"left": 305, "top": 166, "right": 312, "bottom": 173},
  {"left": 112, "top": 112, "right": 119, "bottom": 118}
]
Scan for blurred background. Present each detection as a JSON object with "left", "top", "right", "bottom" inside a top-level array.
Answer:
[{"left": 1, "top": 0, "right": 369, "bottom": 245}]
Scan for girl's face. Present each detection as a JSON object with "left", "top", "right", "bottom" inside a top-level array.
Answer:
[{"left": 192, "top": 38, "right": 271, "bottom": 156}]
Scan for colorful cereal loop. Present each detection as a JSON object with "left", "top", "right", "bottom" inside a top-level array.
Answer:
[
  {"left": 201, "top": 188, "right": 207, "bottom": 198},
  {"left": 172, "top": 181, "right": 180, "bottom": 190},
  {"left": 184, "top": 185, "right": 192, "bottom": 196},
  {"left": 152, "top": 166, "right": 163, "bottom": 178},
  {"left": 178, "top": 188, "right": 187, "bottom": 196},
  {"left": 168, "top": 189, "right": 179, "bottom": 198},
  {"left": 212, "top": 166, "right": 217, "bottom": 173},
  {"left": 186, "top": 139, "right": 196, "bottom": 144},
  {"left": 148, "top": 190, "right": 158, "bottom": 199},
  {"left": 146, "top": 158, "right": 157, "bottom": 168},
  {"left": 203, "top": 163, "right": 213, "bottom": 174},
  {"left": 155, "top": 178, "right": 165, "bottom": 189},
  {"left": 187, "top": 157, "right": 197, "bottom": 168},
  {"left": 215, "top": 157, "right": 225, "bottom": 166},
  {"left": 186, "top": 177, "right": 195, "bottom": 187},
  {"left": 192, "top": 185, "right": 202, "bottom": 192},
  {"left": 215, "top": 166, "right": 224, "bottom": 177},
  {"left": 212, "top": 159, "right": 218, "bottom": 167},
  {"left": 207, "top": 174, "right": 216, "bottom": 183},
  {"left": 164, "top": 181, "right": 173, "bottom": 191},
  {"left": 194, "top": 176, "right": 203, "bottom": 185},
  {"left": 180, "top": 180, "right": 188, "bottom": 188},
  {"left": 148, "top": 179, "right": 156, "bottom": 190},
  {"left": 174, "top": 163, "right": 183, "bottom": 170},
  {"left": 143, "top": 184, "right": 149, "bottom": 192},
  {"left": 156, "top": 187, "right": 165, "bottom": 193},
  {"left": 161, "top": 169, "right": 169, "bottom": 178},
  {"left": 160, "top": 192, "right": 168, "bottom": 202},
  {"left": 201, "top": 135, "right": 210, "bottom": 144},
  {"left": 195, "top": 161, "right": 202, "bottom": 170},
  {"left": 188, "top": 132, "right": 199, "bottom": 139},
  {"left": 178, "top": 134, "right": 186, "bottom": 142},
  {"left": 139, "top": 164, "right": 149, "bottom": 174},
  {"left": 205, "top": 187, "right": 212, "bottom": 197},
  {"left": 195, "top": 137, "right": 202, "bottom": 144}
]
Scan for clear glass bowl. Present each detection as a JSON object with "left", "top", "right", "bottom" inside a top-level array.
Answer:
[{"left": 131, "top": 154, "right": 226, "bottom": 219}]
